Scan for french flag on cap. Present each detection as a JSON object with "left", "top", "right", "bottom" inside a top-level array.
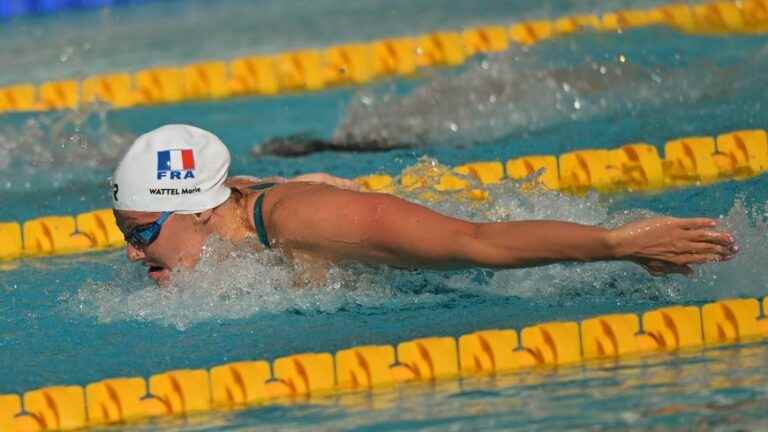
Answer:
[{"left": 157, "top": 149, "right": 195, "bottom": 171}]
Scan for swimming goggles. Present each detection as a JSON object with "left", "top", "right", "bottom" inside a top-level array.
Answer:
[{"left": 124, "top": 211, "right": 172, "bottom": 248}]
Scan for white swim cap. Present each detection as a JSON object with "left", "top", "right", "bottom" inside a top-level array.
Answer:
[{"left": 112, "top": 124, "right": 231, "bottom": 214}]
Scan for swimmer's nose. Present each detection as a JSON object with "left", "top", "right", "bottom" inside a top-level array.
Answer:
[{"left": 126, "top": 243, "right": 146, "bottom": 262}]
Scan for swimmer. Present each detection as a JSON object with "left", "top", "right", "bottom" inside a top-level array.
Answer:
[
  {"left": 112, "top": 124, "right": 739, "bottom": 286},
  {"left": 252, "top": 133, "right": 412, "bottom": 157}
]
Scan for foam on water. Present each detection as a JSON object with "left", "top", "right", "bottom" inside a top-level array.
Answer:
[
  {"left": 71, "top": 236, "right": 460, "bottom": 330},
  {"left": 70, "top": 161, "right": 768, "bottom": 329},
  {"left": 694, "top": 198, "right": 768, "bottom": 298},
  {"left": 489, "top": 196, "right": 768, "bottom": 305},
  {"left": 0, "top": 104, "right": 134, "bottom": 193},
  {"left": 0, "top": 105, "right": 133, "bottom": 169},
  {"left": 333, "top": 38, "right": 768, "bottom": 147}
]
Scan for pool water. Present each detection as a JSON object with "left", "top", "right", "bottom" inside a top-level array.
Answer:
[{"left": 1, "top": 1, "right": 768, "bottom": 430}]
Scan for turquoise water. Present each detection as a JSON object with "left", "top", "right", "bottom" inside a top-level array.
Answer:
[
  {"left": 1, "top": 1, "right": 768, "bottom": 430},
  {"left": 0, "top": 0, "right": 676, "bottom": 86}
]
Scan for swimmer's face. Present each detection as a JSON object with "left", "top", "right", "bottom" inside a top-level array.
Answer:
[{"left": 114, "top": 210, "right": 210, "bottom": 286}]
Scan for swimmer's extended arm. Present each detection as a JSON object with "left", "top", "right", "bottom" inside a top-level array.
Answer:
[{"left": 269, "top": 186, "right": 738, "bottom": 276}]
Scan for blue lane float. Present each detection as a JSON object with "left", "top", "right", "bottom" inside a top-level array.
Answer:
[{"left": 0, "top": 0, "right": 152, "bottom": 20}]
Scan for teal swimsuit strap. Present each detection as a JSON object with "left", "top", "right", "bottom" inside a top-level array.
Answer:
[{"left": 250, "top": 182, "right": 277, "bottom": 249}]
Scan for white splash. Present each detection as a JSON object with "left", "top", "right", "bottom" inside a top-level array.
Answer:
[
  {"left": 72, "top": 169, "right": 768, "bottom": 329},
  {"left": 691, "top": 198, "right": 768, "bottom": 299},
  {"left": 333, "top": 43, "right": 762, "bottom": 147},
  {"left": 0, "top": 104, "right": 134, "bottom": 172},
  {"left": 73, "top": 236, "right": 454, "bottom": 330}
]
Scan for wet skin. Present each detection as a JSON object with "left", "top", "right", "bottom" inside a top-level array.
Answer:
[
  {"left": 114, "top": 174, "right": 362, "bottom": 285},
  {"left": 116, "top": 210, "right": 208, "bottom": 285},
  {"left": 114, "top": 179, "right": 739, "bottom": 287}
]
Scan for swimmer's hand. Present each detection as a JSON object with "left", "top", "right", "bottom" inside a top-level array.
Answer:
[
  {"left": 607, "top": 217, "right": 739, "bottom": 277},
  {"left": 290, "top": 173, "right": 361, "bottom": 191}
]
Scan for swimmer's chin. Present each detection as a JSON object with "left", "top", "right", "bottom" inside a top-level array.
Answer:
[{"left": 148, "top": 266, "right": 171, "bottom": 287}]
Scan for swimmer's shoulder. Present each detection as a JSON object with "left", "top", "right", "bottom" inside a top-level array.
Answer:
[
  {"left": 229, "top": 176, "right": 366, "bottom": 216},
  {"left": 265, "top": 181, "right": 376, "bottom": 222}
]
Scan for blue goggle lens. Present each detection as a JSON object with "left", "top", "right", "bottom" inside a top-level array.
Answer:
[{"left": 124, "top": 212, "right": 171, "bottom": 248}]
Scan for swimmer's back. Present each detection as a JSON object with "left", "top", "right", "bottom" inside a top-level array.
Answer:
[{"left": 226, "top": 175, "right": 286, "bottom": 195}]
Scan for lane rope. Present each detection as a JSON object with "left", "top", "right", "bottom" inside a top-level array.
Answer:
[
  {"left": 2, "top": 127, "right": 765, "bottom": 263},
  {"left": 1, "top": 0, "right": 767, "bottom": 114},
  {"left": 1, "top": 296, "right": 766, "bottom": 431}
]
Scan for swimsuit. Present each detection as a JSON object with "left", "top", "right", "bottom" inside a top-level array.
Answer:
[{"left": 249, "top": 182, "right": 277, "bottom": 249}]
